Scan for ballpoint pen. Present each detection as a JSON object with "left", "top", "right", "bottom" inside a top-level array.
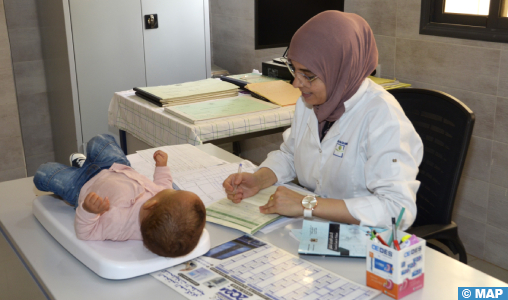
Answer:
[
  {"left": 232, "top": 163, "right": 242, "bottom": 193},
  {"left": 373, "top": 230, "right": 389, "bottom": 247}
]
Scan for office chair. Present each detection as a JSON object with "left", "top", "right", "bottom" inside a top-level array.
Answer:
[{"left": 388, "top": 88, "right": 475, "bottom": 264}]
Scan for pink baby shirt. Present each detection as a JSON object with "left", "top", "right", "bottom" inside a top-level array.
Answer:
[{"left": 74, "top": 163, "right": 173, "bottom": 241}]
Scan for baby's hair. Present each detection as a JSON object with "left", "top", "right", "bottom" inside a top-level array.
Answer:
[{"left": 140, "top": 194, "right": 206, "bottom": 257}]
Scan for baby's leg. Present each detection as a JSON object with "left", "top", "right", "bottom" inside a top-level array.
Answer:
[
  {"left": 85, "top": 134, "right": 131, "bottom": 169},
  {"left": 33, "top": 162, "right": 84, "bottom": 206}
]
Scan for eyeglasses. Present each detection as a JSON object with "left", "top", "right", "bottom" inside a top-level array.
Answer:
[{"left": 280, "top": 57, "right": 319, "bottom": 88}]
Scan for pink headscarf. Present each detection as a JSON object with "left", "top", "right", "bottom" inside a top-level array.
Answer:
[{"left": 288, "top": 11, "right": 378, "bottom": 138}]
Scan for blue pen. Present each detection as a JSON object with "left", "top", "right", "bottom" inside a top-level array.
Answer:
[{"left": 388, "top": 207, "right": 405, "bottom": 247}]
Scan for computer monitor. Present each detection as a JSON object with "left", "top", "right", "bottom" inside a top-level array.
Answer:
[{"left": 255, "top": 0, "right": 345, "bottom": 50}]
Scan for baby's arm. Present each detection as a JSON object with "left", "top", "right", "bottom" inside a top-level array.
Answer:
[
  {"left": 74, "top": 192, "right": 109, "bottom": 240},
  {"left": 152, "top": 150, "right": 173, "bottom": 189}
]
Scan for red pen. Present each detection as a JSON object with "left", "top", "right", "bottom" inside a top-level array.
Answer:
[
  {"left": 393, "top": 239, "right": 401, "bottom": 251},
  {"left": 375, "top": 233, "right": 389, "bottom": 247}
]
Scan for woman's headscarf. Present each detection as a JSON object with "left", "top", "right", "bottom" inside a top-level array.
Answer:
[{"left": 288, "top": 11, "right": 378, "bottom": 138}]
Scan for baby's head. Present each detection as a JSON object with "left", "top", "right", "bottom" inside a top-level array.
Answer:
[{"left": 139, "top": 189, "right": 206, "bottom": 257}]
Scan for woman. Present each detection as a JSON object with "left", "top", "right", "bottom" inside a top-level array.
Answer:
[{"left": 223, "top": 11, "right": 423, "bottom": 230}]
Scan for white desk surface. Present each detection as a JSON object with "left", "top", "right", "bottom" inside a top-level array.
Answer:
[{"left": 0, "top": 144, "right": 506, "bottom": 300}]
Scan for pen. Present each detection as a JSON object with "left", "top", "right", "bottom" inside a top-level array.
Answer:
[
  {"left": 388, "top": 207, "right": 405, "bottom": 246},
  {"left": 393, "top": 239, "right": 401, "bottom": 251},
  {"left": 232, "top": 163, "right": 242, "bottom": 193},
  {"left": 391, "top": 217, "right": 397, "bottom": 249},
  {"left": 373, "top": 230, "right": 389, "bottom": 247}
]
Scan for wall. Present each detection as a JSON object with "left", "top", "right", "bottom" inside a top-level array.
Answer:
[
  {"left": 345, "top": 0, "right": 508, "bottom": 268},
  {"left": 210, "top": 0, "right": 508, "bottom": 267},
  {"left": 210, "top": 0, "right": 288, "bottom": 165},
  {"left": 0, "top": 0, "right": 26, "bottom": 181},
  {"left": 3, "top": 0, "right": 54, "bottom": 178}
]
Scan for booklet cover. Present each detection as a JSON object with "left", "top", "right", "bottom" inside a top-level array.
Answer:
[{"left": 298, "top": 219, "right": 387, "bottom": 258}]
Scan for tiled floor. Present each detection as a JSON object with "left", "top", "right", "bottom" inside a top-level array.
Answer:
[{"left": 1, "top": 234, "right": 507, "bottom": 300}]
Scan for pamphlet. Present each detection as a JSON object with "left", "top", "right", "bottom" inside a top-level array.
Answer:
[
  {"left": 152, "top": 235, "right": 381, "bottom": 300},
  {"left": 298, "top": 219, "right": 387, "bottom": 258}
]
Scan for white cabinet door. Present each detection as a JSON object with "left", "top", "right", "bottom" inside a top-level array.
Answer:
[
  {"left": 69, "top": 0, "right": 146, "bottom": 144},
  {"left": 142, "top": 0, "right": 208, "bottom": 86}
]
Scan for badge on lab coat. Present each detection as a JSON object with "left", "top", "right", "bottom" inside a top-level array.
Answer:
[{"left": 333, "top": 140, "right": 348, "bottom": 158}]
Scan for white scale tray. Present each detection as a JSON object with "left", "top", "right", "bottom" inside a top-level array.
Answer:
[{"left": 33, "top": 195, "right": 210, "bottom": 280}]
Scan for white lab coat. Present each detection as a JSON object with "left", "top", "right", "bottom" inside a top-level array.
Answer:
[{"left": 259, "top": 79, "right": 423, "bottom": 230}]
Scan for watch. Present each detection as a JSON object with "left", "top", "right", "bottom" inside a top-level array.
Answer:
[{"left": 302, "top": 195, "right": 318, "bottom": 218}]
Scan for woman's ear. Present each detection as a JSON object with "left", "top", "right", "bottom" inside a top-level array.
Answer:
[{"left": 142, "top": 199, "right": 158, "bottom": 210}]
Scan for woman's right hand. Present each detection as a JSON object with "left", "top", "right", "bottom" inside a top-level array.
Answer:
[{"left": 223, "top": 172, "right": 261, "bottom": 203}]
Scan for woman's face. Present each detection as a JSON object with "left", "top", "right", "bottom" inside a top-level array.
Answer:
[{"left": 291, "top": 60, "right": 327, "bottom": 106}]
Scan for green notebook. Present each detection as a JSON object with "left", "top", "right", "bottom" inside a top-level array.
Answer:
[{"left": 164, "top": 96, "right": 280, "bottom": 124}]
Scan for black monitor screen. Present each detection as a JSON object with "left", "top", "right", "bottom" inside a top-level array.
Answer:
[{"left": 255, "top": 0, "right": 344, "bottom": 50}]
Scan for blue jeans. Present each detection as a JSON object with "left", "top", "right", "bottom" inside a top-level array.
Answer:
[{"left": 33, "top": 134, "right": 130, "bottom": 207}]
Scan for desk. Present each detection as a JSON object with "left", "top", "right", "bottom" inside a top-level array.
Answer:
[
  {"left": 108, "top": 90, "right": 294, "bottom": 154},
  {"left": 1, "top": 144, "right": 506, "bottom": 300}
]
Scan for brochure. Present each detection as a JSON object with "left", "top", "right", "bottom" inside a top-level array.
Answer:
[
  {"left": 152, "top": 235, "right": 381, "bottom": 300},
  {"left": 298, "top": 219, "right": 387, "bottom": 258}
]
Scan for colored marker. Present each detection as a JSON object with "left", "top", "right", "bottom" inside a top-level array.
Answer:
[{"left": 401, "top": 235, "right": 412, "bottom": 243}]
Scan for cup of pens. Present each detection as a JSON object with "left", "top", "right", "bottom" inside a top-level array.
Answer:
[{"left": 366, "top": 222, "right": 426, "bottom": 299}]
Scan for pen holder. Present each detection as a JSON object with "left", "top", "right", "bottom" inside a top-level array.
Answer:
[{"left": 366, "top": 230, "right": 425, "bottom": 299}]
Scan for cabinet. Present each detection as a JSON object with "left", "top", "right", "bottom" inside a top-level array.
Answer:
[{"left": 38, "top": 0, "right": 211, "bottom": 163}]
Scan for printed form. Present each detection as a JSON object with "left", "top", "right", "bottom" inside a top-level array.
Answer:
[{"left": 173, "top": 160, "right": 257, "bottom": 207}]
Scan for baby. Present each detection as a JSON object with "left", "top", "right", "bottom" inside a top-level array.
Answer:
[{"left": 33, "top": 134, "right": 206, "bottom": 257}]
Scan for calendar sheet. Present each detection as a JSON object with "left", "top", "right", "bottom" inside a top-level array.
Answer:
[{"left": 152, "top": 235, "right": 380, "bottom": 300}]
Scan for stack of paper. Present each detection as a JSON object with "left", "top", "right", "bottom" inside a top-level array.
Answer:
[
  {"left": 135, "top": 144, "right": 227, "bottom": 178},
  {"left": 164, "top": 96, "right": 280, "bottom": 124},
  {"left": 227, "top": 72, "right": 284, "bottom": 84},
  {"left": 135, "top": 78, "right": 239, "bottom": 106},
  {"left": 368, "top": 76, "right": 411, "bottom": 90},
  {"left": 245, "top": 80, "right": 301, "bottom": 106}
]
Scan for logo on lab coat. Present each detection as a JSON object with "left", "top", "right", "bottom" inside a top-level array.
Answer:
[{"left": 333, "top": 140, "right": 348, "bottom": 158}]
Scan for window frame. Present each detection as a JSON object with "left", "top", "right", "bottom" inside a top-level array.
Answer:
[{"left": 420, "top": 0, "right": 508, "bottom": 43}]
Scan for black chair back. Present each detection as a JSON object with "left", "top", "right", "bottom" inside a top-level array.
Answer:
[{"left": 388, "top": 89, "right": 475, "bottom": 227}]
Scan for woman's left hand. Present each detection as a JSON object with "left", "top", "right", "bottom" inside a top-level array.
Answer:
[{"left": 259, "top": 186, "right": 304, "bottom": 217}]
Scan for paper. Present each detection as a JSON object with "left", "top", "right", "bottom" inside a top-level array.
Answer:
[
  {"left": 152, "top": 235, "right": 381, "bottom": 300},
  {"left": 136, "top": 144, "right": 226, "bottom": 176},
  {"left": 258, "top": 216, "right": 301, "bottom": 234},
  {"left": 245, "top": 80, "right": 301, "bottom": 106},
  {"left": 368, "top": 76, "right": 411, "bottom": 90},
  {"left": 137, "top": 78, "right": 238, "bottom": 101},
  {"left": 164, "top": 96, "right": 280, "bottom": 124},
  {"left": 206, "top": 186, "right": 283, "bottom": 234},
  {"left": 227, "top": 73, "right": 284, "bottom": 84},
  {"left": 127, "top": 153, "right": 158, "bottom": 181},
  {"left": 173, "top": 160, "right": 257, "bottom": 207}
]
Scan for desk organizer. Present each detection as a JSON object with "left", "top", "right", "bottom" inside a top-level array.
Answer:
[{"left": 366, "top": 230, "right": 425, "bottom": 299}]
